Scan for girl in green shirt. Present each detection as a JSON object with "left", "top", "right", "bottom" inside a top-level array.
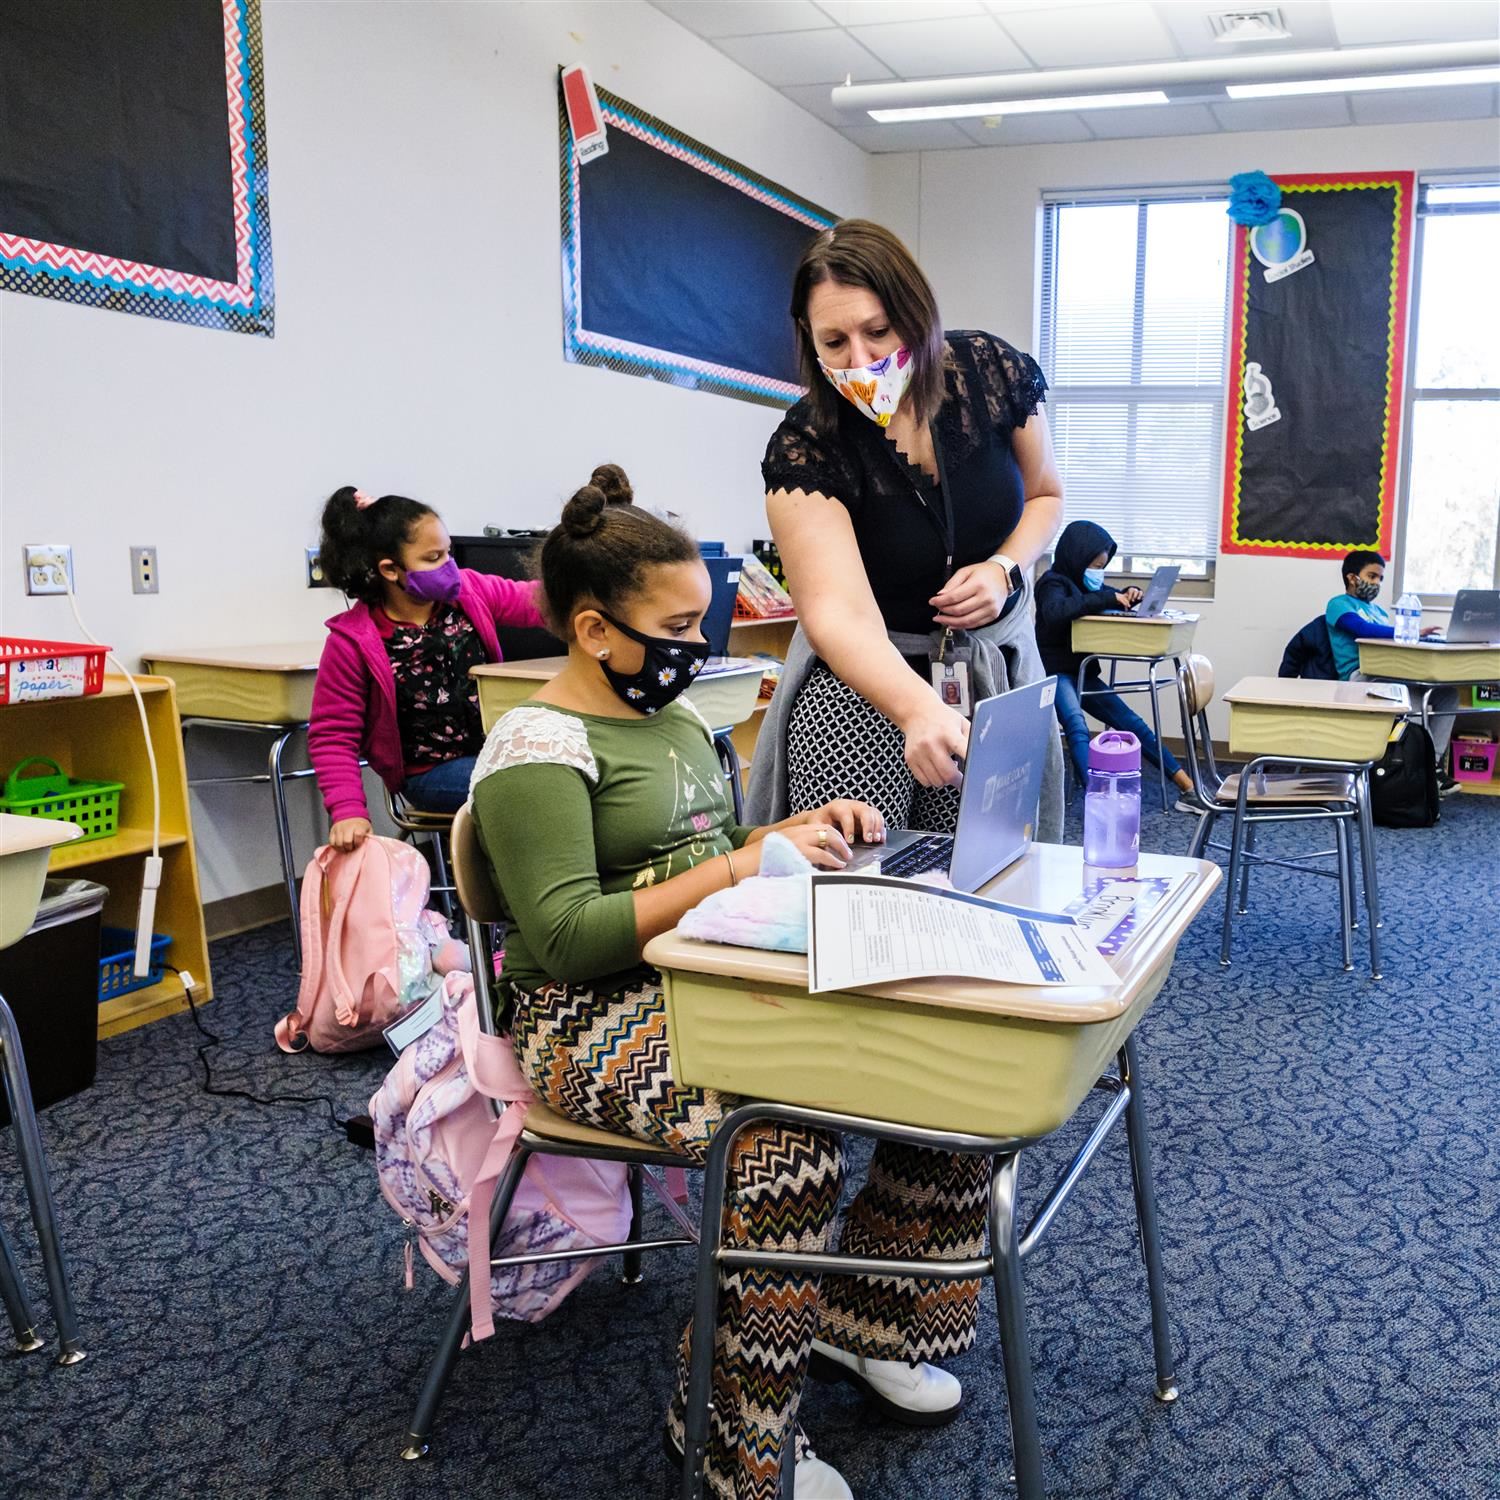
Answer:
[{"left": 473, "top": 467, "right": 987, "bottom": 1500}]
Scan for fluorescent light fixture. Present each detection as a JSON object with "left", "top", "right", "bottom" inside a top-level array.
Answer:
[
  {"left": 870, "top": 90, "right": 1168, "bottom": 123},
  {"left": 1228, "top": 65, "right": 1500, "bottom": 99}
]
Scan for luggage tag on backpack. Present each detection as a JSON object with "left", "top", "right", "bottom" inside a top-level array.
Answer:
[
  {"left": 929, "top": 629, "right": 974, "bottom": 718},
  {"left": 383, "top": 986, "right": 445, "bottom": 1056}
]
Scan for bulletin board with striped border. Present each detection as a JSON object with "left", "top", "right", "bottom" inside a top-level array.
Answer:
[
  {"left": 0, "top": 0, "right": 273, "bottom": 338},
  {"left": 1220, "top": 173, "right": 1414, "bottom": 558},
  {"left": 559, "top": 77, "right": 837, "bottom": 409}
]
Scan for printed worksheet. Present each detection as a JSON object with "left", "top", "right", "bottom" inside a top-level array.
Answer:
[{"left": 808, "top": 875, "right": 1118, "bottom": 993}]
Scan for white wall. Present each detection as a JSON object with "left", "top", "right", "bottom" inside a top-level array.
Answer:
[
  {"left": 870, "top": 119, "right": 1499, "bottom": 737},
  {"left": 0, "top": 1, "right": 876, "bottom": 903}
]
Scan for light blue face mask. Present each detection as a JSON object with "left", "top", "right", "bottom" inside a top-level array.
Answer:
[{"left": 1083, "top": 567, "right": 1106, "bottom": 591}]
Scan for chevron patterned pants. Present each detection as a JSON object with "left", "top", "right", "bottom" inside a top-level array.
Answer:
[{"left": 511, "top": 973, "right": 988, "bottom": 1500}]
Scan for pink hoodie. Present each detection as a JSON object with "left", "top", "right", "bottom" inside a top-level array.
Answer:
[{"left": 308, "top": 569, "right": 548, "bottom": 823}]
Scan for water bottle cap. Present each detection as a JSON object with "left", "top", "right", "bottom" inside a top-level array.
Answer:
[{"left": 1089, "top": 729, "right": 1141, "bottom": 773}]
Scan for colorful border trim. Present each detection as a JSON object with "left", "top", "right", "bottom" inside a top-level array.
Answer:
[
  {"left": 1220, "top": 172, "right": 1413, "bottom": 558},
  {"left": 559, "top": 77, "right": 836, "bottom": 409},
  {"left": 0, "top": 0, "right": 274, "bottom": 338}
]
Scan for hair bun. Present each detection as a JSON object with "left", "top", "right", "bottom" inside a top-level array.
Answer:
[
  {"left": 590, "top": 463, "right": 633, "bottom": 508},
  {"left": 561, "top": 484, "right": 607, "bottom": 539}
]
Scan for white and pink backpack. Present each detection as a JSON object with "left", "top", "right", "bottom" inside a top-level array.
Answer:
[
  {"left": 370, "top": 972, "right": 632, "bottom": 1336},
  {"left": 276, "top": 836, "right": 453, "bottom": 1055}
]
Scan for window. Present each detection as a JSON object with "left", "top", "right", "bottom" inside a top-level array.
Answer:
[
  {"left": 1397, "top": 179, "right": 1500, "bottom": 600},
  {"left": 1038, "top": 191, "right": 1231, "bottom": 575}
]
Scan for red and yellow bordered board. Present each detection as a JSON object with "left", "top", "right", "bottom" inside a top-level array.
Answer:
[{"left": 1220, "top": 172, "right": 1414, "bottom": 558}]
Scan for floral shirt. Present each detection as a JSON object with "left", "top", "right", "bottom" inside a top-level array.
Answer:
[{"left": 381, "top": 603, "right": 487, "bottom": 770}]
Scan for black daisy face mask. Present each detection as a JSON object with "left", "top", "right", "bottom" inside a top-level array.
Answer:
[{"left": 598, "top": 612, "right": 709, "bottom": 715}]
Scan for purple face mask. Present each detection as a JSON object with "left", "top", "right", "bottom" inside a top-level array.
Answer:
[{"left": 402, "top": 556, "right": 461, "bottom": 605}]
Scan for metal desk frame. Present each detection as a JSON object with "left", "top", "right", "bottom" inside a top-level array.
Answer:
[
  {"left": 1075, "top": 652, "right": 1189, "bottom": 810},
  {"left": 677, "top": 1036, "right": 1176, "bottom": 1500}
]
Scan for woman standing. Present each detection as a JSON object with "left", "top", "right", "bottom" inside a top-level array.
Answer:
[{"left": 748, "top": 220, "right": 1064, "bottom": 838}]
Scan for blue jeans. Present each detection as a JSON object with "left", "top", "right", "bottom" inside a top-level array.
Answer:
[
  {"left": 401, "top": 754, "right": 478, "bottom": 814},
  {"left": 1054, "top": 671, "right": 1182, "bottom": 788}
]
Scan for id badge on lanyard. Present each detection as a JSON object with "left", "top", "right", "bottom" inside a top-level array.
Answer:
[{"left": 929, "top": 628, "right": 975, "bottom": 717}]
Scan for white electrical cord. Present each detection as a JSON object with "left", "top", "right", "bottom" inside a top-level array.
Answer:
[{"left": 61, "top": 576, "right": 163, "bottom": 977}]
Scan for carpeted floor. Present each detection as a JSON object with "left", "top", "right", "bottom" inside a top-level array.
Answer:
[{"left": 1, "top": 794, "right": 1497, "bottom": 1500}]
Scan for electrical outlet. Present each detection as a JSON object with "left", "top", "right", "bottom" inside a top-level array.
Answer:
[
  {"left": 23, "top": 544, "right": 74, "bottom": 596},
  {"left": 306, "top": 547, "right": 330, "bottom": 588},
  {"left": 130, "top": 546, "right": 160, "bottom": 595}
]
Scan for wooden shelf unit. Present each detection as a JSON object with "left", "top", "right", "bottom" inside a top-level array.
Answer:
[
  {"left": 0, "top": 676, "right": 213, "bottom": 1037},
  {"left": 726, "top": 616, "right": 797, "bottom": 780}
]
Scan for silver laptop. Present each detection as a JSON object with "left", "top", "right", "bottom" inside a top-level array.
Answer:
[
  {"left": 842, "top": 678, "right": 1056, "bottom": 893},
  {"left": 1101, "top": 564, "right": 1180, "bottom": 619},
  {"left": 1438, "top": 588, "right": 1500, "bottom": 644}
]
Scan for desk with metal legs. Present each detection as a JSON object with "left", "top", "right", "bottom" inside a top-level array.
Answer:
[{"left": 646, "top": 844, "right": 1221, "bottom": 1500}]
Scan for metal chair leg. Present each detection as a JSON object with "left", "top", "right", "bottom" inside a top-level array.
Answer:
[
  {"left": 1187, "top": 807, "right": 1215, "bottom": 860},
  {"left": 1220, "top": 805, "right": 1247, "bottom": 966},
  {"left": 1147, "top": 661, "right": 1169, "bottom": 810},
  {"left": 428, "top": 829, "right": 456, "bottom": 924},
  {"left": 1354, "top": 777, "right": 1383, "bottom": 978},
  {"left": 1119, "top": 1038, "right": 1178, "bottom": 1401},
  {"left": 1343, "top": 809, "right": 1361, "bottom": 931},
  {"left": 400, "top": 1145, "right": 530, "bottom": 1458},
  {"left": 1237, "top": 822, "right": 1257, "bottom": 915},
  {"left": 990, "top": 1153, "right": 1045, "bottom": 1499},
  {"left": 1334, "top": 820, "right": 1354, "bottom": 971},
  {"left": 0, "top": 997, "right": 83, "bottom": 1364},
  {"left": 621, "top": 1165, "right": 645, "bottom": 1285},
  {"left": 0, "top": 1218, "right": 43, "bottom": 1353},
  {"left": 267, "top": 728, "right": 302, "bottom": 968}
]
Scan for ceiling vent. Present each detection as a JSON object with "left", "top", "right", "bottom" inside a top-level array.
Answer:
[{"left": 1211, "top": 9, "right": 1292, "bottom": 44}]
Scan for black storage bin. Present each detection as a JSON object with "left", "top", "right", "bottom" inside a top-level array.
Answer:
[{"left": 0, "top": 878, "right": 106, "bottom": 1126}]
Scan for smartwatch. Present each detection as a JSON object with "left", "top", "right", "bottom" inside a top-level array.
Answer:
[{"left": 988, "top": 552, "right": 1024, "bottom": 597}]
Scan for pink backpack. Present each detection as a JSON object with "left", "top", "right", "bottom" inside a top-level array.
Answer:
[
  {"left": 370, "top": 971, "right": 632, "bottom": 1338},
  {"left": 275, "top": 836, "right": 438, "bottom": 1054}
]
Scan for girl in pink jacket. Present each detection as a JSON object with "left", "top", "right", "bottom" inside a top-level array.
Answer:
[{"left": 309, "top": 486, "right": 548, "bottom": 851}]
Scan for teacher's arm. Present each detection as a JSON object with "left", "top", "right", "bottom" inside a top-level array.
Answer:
[
  {"left": 931, "top": 411, "right": 1064, "bottom": 630},
  {"left": 768, "top": 486, "right": 967, "bottom": 788}
]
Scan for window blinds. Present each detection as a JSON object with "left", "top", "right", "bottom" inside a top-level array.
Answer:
[{"left": 1038, "top": 192, "right": 1231, "bottom": 563}]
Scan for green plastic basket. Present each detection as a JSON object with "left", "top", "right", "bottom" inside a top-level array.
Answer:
[{"left": 0, "top": 756, "right": 124, "bottom": 843}]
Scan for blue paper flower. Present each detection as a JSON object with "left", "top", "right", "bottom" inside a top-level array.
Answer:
[{"left": 1228, "top": 171, "right": 1282, "bottom": 227}]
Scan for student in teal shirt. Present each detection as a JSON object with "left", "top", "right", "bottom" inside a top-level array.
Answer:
[{"left": 1325, "top": 549, "right": 1457, "bottom": 780}]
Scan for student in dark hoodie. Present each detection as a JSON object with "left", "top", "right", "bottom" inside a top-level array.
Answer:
[{"left": 1035, "top": 520, "right": 1194, "bottom": 797}]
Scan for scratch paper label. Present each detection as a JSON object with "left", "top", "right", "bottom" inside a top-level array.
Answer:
[
  {"left": 7, "top": 655, "right": 89, "bottom": 703},
  {"left": 562, "top": 65, "right": 608, "bottom": 164}
]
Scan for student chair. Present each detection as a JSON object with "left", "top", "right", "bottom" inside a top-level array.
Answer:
[
  {"left": 1174, "top": 655, "right": 1381, "bottom": 976},
  {"left": 399, "top": 803, "right": 700, "bottom": 1462},
  {"left": 712, "top": 730, "right": 745, "bottom": 822},
  {"left": 381, "top": 788, "right": 457, "bottom": 919}
]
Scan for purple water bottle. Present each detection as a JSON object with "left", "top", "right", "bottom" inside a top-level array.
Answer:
[{"left": 1083, "top": 730, "right": 1141, "bottom": 868}]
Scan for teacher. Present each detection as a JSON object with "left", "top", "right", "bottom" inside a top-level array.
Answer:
[{"left": 747, "top": 220, "right": 1065, "bottom": 837}]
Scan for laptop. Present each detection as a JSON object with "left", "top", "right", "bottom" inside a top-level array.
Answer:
[
  {"left": 1433, "top": 588, "right": 1500, "bottom": 645},
  {"left": 1100, "top": 564, "right": 1180, "bottom": 619},
  {"left": 841, "top": 678, "right": 1056, "bottom": 893}
]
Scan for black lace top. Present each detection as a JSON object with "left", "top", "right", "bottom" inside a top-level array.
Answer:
[{"left": 762, "top": 331, "right": 1047, "bottom": 636}]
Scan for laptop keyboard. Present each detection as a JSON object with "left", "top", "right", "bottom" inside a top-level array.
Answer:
[{"left": 876, "top": 834, "right": 954, "bottom": 880}]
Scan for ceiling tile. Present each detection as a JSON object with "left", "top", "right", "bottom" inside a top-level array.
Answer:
[
  {"left": 817, "top": 1, "right": 984, "bottom": 23},
  {"left": 1350, "top": 83, "right": 1500, "bottom": 125},
  {"left": 955, "top": 111, "right": 1094, "bottom": 144},
  {"left": 1332, "top": 1, "right": 1500, "bottom": 46},
  {"left": 715, "top": 28, "right": 895, "bottom": 85},
  {"left": 1158, "top": 1, "right": 1339, "bottom": 59},
  {"left": 992, "top": 2, "right": 1178, "bottom": 67},
  {"left": 849, "top": 15, "right": 1031, "bottom": 76},
  {"left": 1210, "top": 94, "right": 1353, "bottom": 131},
  {"left": 1082, "top": 101, "right": 1221, "bottom": 137},
  {"left": 648, "top": 2, "right": 834, "bottom": 39},
  {"left": 839, "top": 120, "right": 977, "bottom": 151},
  {"left": 779, "top": 81, "right": 874, "bottom": 127}
]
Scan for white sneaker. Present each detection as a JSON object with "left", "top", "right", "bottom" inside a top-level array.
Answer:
[
  {"left": 795, "top": 1450, "right": 854, "bottom": 1499},
  {"left": 809, "top": 1338, "right": 963, "bottom": 1427}
]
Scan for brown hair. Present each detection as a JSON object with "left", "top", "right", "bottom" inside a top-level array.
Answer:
[
  {"left": 790, "top": 219, "right": 945, "bottom": 434},
  {"left": 537, "top": 465, "right": 699, "bottom": 636}
]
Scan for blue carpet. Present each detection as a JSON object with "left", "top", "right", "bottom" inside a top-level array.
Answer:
[{"left": 1, "top": 795, "right": 1497, "bottom": 1500}]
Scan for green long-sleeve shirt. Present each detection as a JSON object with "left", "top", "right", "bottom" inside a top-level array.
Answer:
[{"left": 470, "top": 700, "right": 751, "bottom": 994}]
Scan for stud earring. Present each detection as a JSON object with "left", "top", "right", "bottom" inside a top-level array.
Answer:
[{"left": 597, "top": 649, "right": 610, "bottom": 660}]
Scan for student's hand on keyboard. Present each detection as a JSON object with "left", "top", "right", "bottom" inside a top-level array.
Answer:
[
  {"left": 803, "top": 799, "right": 887, "bottom": 846},
  {"left": 1116, "top": 587, "right": 1143, "bottom": 609},
  {"left": 901, "top": 700, "right": 969, "bottom": 788}
]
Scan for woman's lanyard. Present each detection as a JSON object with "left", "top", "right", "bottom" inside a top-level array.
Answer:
[{"left": 896, "top": 422, "right": 956, "bottom": 575}]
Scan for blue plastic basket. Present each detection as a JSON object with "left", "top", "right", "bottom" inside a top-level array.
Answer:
[{"left": 98, "top": 927, "right": 170, "bottom": 1002}]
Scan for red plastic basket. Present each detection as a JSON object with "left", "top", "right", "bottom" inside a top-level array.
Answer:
[{"left": 0, "top": 638, "right": 109, "bottom": 706}]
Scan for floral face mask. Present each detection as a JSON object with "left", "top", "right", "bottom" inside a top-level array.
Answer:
[{"left": 818, "top": 346, "right": 913, "bottom": 428}]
